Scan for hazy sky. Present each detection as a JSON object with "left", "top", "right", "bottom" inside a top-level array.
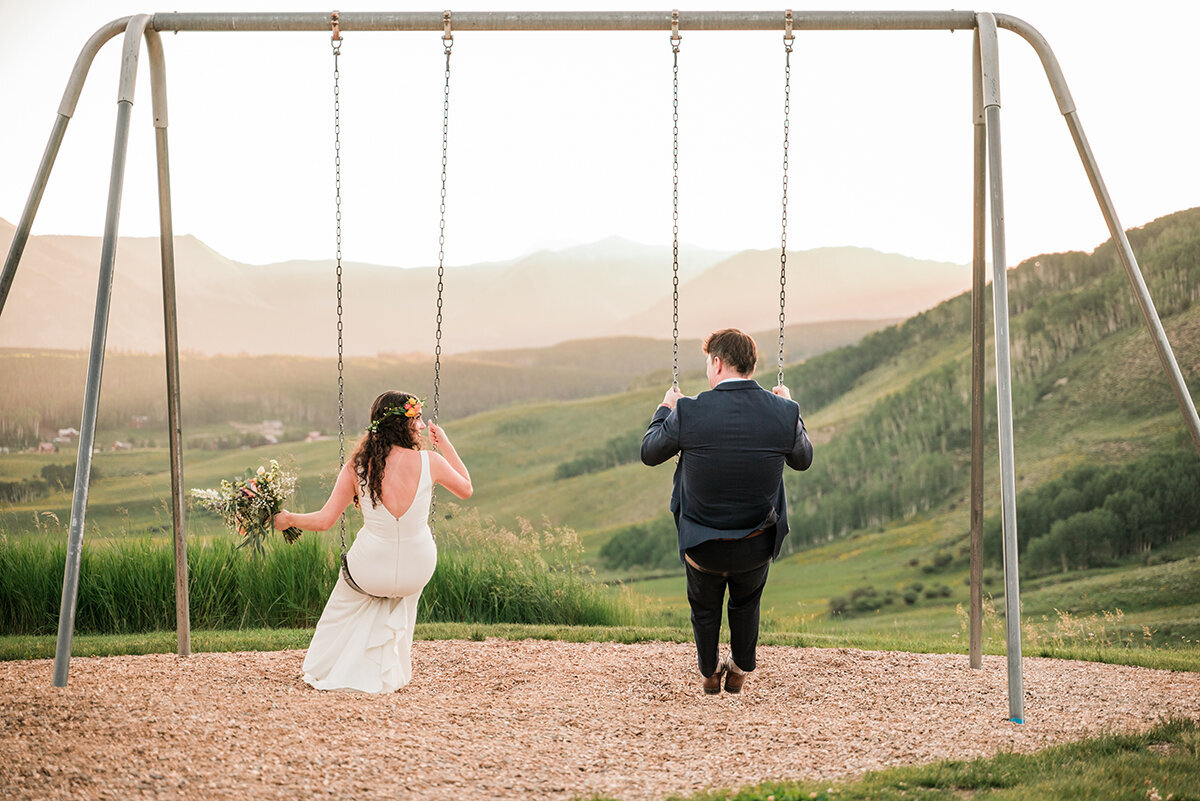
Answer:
[{"left": 2, "top": 1, "right": 1197, "bottom": 271}]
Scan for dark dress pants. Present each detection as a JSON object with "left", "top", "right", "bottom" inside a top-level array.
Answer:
[{"left": 684, "top": 533, "right": 774, "bottom": 678}]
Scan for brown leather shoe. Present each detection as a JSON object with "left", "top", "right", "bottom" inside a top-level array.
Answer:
[
  {"left": 724, "top": 668, "right": 746, "bottom": 694},
  {"left": 701, "top": 661, "right": 726, "bottom": 695}
]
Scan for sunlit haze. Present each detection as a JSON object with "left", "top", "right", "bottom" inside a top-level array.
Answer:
[{"left": 2, "top": 1, "right": 1197, "bottom": 271}]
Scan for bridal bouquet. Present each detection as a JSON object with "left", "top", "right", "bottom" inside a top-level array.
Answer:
[{"left": 190, "top": 460, "right": 303, "bottom": 555}]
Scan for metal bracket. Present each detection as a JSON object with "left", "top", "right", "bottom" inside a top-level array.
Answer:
[
  {"left": 784, "top": 9, "right": 794, "bottom": 51},
  {"left": 670, "top": 9, "right": 681, "bottom": 52},
  {"left": 443, "top": 9, "right": 453, "bottom": 52},
  {"left": 330, "top": 10, "right": 341, "bottom": 43}
]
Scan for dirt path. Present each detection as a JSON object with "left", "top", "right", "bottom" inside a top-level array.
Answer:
[{"left": 2, "top": 640, "right": 1198, "bottom": 800}]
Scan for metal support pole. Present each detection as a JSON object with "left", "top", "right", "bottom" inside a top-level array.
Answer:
[
  {"left": 977, "top": 12, "right": 1023, "bottom": 724},
  {"left": 0, "top": 18, "right": 131, "bottom": 318},
  {"left": 0, "top": 116, "right": 69, "bottom": 315},
  {"left": 1063, "top": 113, "right": 1200, "bottom": 451},
  {"left": 53, "top": 15, "right": 153, "bottom": 687},
  {"left": 968, "top": 27, "right": 985, "bottom": 672},
  {"left": 995, "top": 14, "right": 1200, "bottom": 452},
  {"left": 144, "top": 29, "right": 190, "bottom": 658}
]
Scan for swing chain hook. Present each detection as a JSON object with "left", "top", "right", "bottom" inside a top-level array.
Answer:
[
  {"left": 331, "top": 10, "right": 342, "bottom": 52},
  {"left": 670, "top": 9, "right": 682, "bottom": 54},
  {"left": 443, "top": 10, "right": 454, "bottom": 54},
  {"left": 784, "top": 9, "right": 794, "bottom": 53}
]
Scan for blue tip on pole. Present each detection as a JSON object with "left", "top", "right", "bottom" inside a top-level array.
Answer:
[{"left": 1010, "top": 718, "right": 1025, "bottom": 725}]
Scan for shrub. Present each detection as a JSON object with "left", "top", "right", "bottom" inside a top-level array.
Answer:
[
  {"left": 848, "top": 585, "right": 883, "bottom": 613},
  {"left": 41, "top": 463, "right": 95, "bottom": 491},
  {"left": 0, "top": 479, "right": 50, "bottom": 504},
  {"left": 599, "top": 516, "right": 679, "bottom": 572}
]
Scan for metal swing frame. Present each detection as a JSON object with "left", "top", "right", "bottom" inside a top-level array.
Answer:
[{"left": 1, "top": 12, "right": 1197, "bottom": 725}]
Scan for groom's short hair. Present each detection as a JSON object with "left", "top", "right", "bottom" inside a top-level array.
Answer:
[{"left": 703, "top": 328, "right": 757, "bottom": 376}]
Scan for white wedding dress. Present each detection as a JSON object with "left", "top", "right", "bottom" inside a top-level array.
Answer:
[{"left": 302, "top": 450, "right": 438, "bottom": 693}]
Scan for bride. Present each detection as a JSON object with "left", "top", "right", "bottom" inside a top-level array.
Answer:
[{"left": 273, "top": 390, "right": 472, "bottom": 692}]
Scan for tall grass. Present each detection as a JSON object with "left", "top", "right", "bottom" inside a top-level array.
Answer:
[
  {"left": 0, "top": 508, "right": 636, "bottom": 635},
  {"left": 424, "top": 507, "right": 638, "bottom": 627}
]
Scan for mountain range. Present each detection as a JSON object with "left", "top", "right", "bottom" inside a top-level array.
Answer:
[{"left": 0, "top": 218, "right": 970, "bottom": 356}]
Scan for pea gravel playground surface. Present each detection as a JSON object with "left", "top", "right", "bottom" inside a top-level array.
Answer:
[{"left": 2, "top": 640, "right": 1198, "bottom": 800}]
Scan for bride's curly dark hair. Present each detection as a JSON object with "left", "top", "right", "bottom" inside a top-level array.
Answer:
[{"left": 352, "top": 390, "right": 423, "bottom": 506}]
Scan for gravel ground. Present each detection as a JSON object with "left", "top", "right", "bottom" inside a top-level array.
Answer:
[{"left": 2, "top": 640, "right": 1198, "bottom": 800}]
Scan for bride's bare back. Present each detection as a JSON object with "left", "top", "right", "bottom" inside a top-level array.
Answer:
[{"left": 370, "top": 447, "right": 426, "bottom": 519}]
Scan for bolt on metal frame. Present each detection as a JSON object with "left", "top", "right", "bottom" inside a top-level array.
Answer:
[{"left": 2, "top": 12, "right": 1198, "bottom": 725}]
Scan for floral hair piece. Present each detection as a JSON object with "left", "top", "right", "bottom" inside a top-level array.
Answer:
[{"left": 365, "top": 397, "right": 424, "bottom": 433}]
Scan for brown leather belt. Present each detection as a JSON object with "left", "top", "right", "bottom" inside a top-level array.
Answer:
[{"left": 713, "top": 527, "right": 767, "bottom": 543}]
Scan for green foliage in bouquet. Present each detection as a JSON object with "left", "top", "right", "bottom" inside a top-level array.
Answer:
[{"left": 190, "top": 460, "right": 303, "bottom": 556}]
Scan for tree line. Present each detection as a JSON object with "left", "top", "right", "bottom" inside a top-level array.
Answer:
[
  {"left": 555, "top": 430, "right": 643, "bottom": 480},
  {"left": 786, "top": 364, "right": 975, "bottom": 543},
  {"left": 983, "top": 449, "right": 1200, "bottom": 576}
]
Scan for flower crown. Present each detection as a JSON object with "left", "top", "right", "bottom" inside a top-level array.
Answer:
[{"left": 365, "top": 397, "right": 424, "bottom": 433}]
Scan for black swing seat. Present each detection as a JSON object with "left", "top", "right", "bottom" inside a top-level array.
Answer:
[{"left": 340, "top": 553, "right": 403, "bottom": 601}]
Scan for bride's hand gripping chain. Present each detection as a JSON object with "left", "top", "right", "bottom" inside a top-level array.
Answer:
[
  {"left": 426, "top": 422, "right": 473, "bottom": 499},
  {"left": 428, "top": 421, "right": 460, "bottom": 455}
]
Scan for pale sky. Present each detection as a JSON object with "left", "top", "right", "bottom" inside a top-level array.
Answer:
[{"left": 2, "top": 1, "right": 1197, "bottom": 271}]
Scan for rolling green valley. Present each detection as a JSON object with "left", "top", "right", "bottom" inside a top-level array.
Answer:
[{"left": 3, "top": 208, "right": 1200, "bottom": 671}]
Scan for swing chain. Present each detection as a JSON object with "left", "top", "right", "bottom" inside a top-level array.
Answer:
[
  {"left": 670, "top": 11, "right": 681, "bottom": 387},
  {"left": 431, "top": 21, "right": 453, "bottom": 530},
  {"left": 778, "top": 11, "right": 793, "bottom": 389},
  {"left": 332, "top": 21, "right": 348, "bottom": 554}
]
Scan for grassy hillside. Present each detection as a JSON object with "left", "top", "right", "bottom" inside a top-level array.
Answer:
[{"left": 3, "top": 208, "right": 1200, "bottom": 661}]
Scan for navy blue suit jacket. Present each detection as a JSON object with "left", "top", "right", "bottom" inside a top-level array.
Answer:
[{"left": 641, "top": 379, "right": 814, "bottom": 561}]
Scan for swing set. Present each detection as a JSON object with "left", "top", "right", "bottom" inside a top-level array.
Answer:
[{"left": 2, "top": 11, "right": 1198, "bottom": 727}]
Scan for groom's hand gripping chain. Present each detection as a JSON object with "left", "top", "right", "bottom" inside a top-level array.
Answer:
[{"left": 661, "top": 385, "right": 685, "bottom": 410}]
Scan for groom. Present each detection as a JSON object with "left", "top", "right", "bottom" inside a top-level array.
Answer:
[{"left": 641, "top": 328, "right": 813, "bottom": 694}]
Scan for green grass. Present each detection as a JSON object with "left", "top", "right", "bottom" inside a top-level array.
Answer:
[
  {"left": 5, "top": 621, "right": 1198, "bottom": 671},
  {"left": 652, "top": 718, "right": 1200, "bottom": 801}
]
